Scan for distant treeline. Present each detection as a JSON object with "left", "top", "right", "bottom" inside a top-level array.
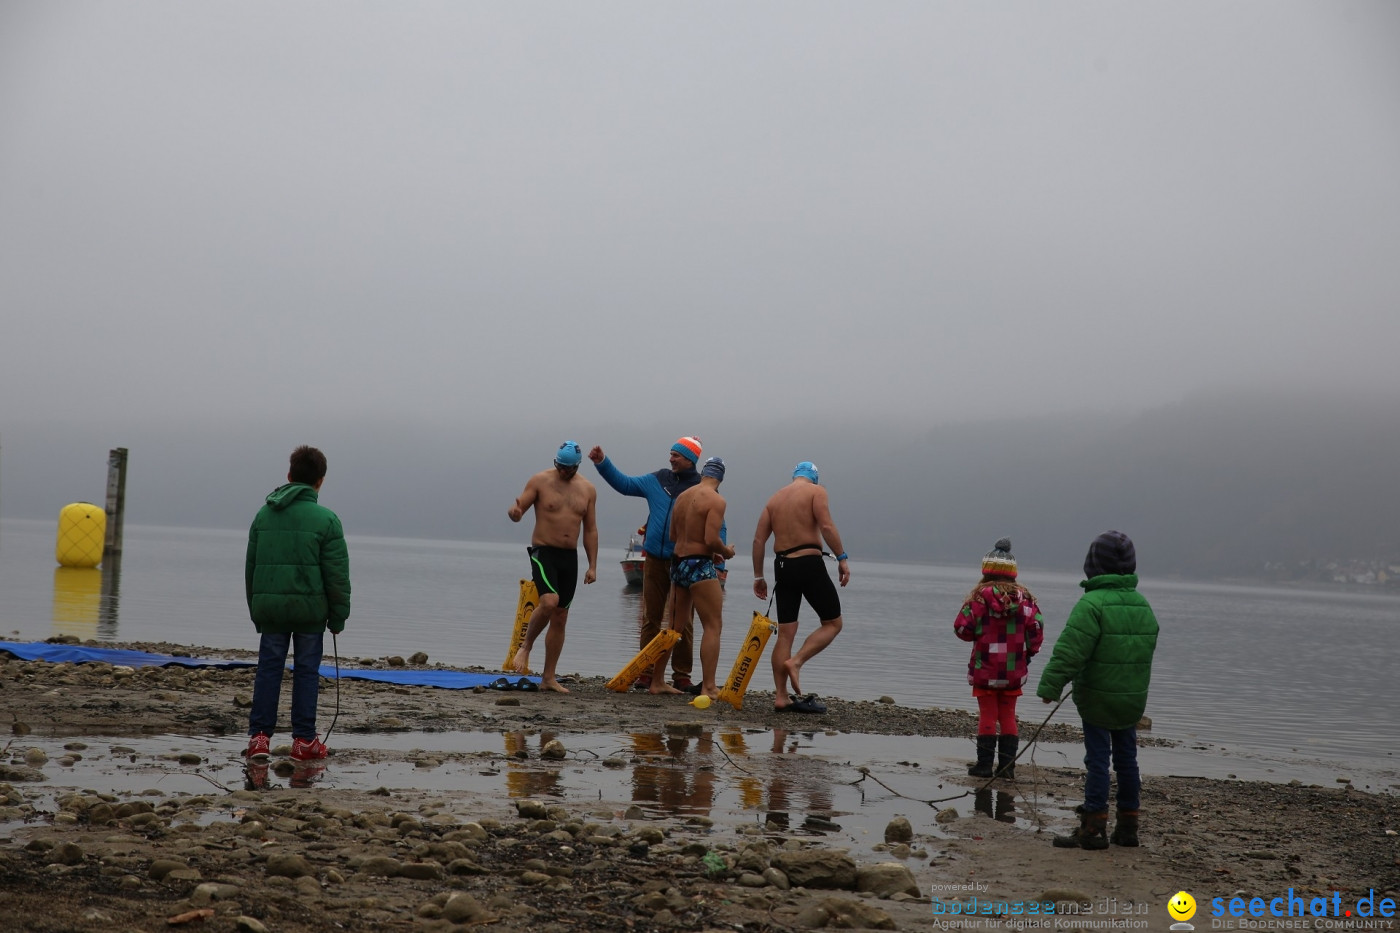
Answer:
[
  {"left": 5, "top": 390, "right": 1397, "bottom": 582},
  {"left": 838, "top": 391, "right": 1400, "bottom": 578}
]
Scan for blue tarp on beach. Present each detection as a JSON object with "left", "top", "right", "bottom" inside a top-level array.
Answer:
[
  {"left": 0, "top": 641, "right": 532, "bottom": 689},
  {"left": 0, "top": 640, "right": 250, "bottom": 669}
]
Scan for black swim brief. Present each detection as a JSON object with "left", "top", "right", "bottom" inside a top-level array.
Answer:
[
  {"left": 528, "top": 545, "right": 579, "bottom": 609},
  {"left": 773, "top": 552, "right": 840, "bottom": 624}
]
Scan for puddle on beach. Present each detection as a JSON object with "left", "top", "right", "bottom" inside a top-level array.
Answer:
[{"left": 6, "top": 728, "right": 1396, "bottom": 848}]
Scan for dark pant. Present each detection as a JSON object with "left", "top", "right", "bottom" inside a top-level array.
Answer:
[
  {"left": 249, "top": 632, "right": 324, "bottom": 740},
  {"left": 642, "top": 553, "right": 692, "bottom": 678},
  {"left": 1082, "top": 721, "right": 1140, "bottom": 813}
]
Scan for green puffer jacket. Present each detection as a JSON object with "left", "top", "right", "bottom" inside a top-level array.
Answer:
[
  {"left": 245, "top": 484, "right": 351, "bottom": 634},
  {"left": 1035, "top": 574, "right": 1158, "bottom": 730}
]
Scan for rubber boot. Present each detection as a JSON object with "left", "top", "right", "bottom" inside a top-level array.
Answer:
[
  {"left": 1053, "top": 806, "right": 1109, "bottom": 850},
  {"left": 967, "top": 735, "right": 996, "bottom": 778},
  {"left": 996, "top": 734, "right": 1019, "bottom": 780},
  {"left": 1110, "top": 809, "right": 1140, "bottom": 847}
]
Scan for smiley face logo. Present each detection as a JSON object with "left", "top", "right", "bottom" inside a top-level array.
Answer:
[{"left": 1168, "top": 891, "right": 1197, "bottom": 922}]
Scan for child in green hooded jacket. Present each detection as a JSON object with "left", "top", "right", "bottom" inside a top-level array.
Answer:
[
  {"left": 1036, "top": 530, "right": 1158, "bottom": 850},
  {"left": 244, "top": 445, "right": 351, "bottom": 768}
]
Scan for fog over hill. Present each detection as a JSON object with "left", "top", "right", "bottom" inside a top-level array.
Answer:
[{"left": 3, "top": 390, "right": 1396, "bottom": 581}]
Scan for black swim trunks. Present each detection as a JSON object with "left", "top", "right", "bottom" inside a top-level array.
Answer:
[
  {"left": 528, "top": 545, "right": 579, "bottom": 609},
  {"left": 670, "top": 554, "right": 719, "bottom": 588},
  {"left": 773, "top": 553, "right": 841, "bottom": 624}
]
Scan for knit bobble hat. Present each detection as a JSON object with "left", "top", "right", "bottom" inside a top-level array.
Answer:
[
  {"left": 981, "top": 537, "right": 1017, "bottom": 578},
  {"left": 671, "top": 436, "right": 703, "bottom": 465},
  {"left": 1084, "top": 530, "right": 1136, "bottom": 578}
]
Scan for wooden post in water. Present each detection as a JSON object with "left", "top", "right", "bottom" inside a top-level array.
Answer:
[{"left": 104, "top": 448, "right": 128, "bottom": 558}]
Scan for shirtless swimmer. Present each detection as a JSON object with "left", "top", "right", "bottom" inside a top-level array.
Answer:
[
  {"left": 655, "top": 457, "right": 735, "bottom": 699},
  {"left": 752, "top": 461, "right": 849, "bottom": 713},
  {"left": 507, "top": 441, "right": 599, "bottom": 693}
]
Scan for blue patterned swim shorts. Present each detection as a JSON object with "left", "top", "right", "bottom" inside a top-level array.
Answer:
[{"left": 670, "top": 555, "right": 718, "bottom": 588}]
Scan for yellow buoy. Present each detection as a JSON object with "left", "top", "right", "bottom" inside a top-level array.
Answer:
[
  {"left": 606, "top": 628, "right": 682, "bottom": 692},
  {"left": 717, "top": 611, "right": 778, "bottom": 710},
  {"left": 56, "top": 502, "right": 106, "bottom": 568},
  {"left": 504, "top": 579, "right": 538, "bottom": 672}
]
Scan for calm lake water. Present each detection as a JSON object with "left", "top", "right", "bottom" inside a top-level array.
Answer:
[{"left": 3, "top": 517, "right": 1397, "bottom": 769}]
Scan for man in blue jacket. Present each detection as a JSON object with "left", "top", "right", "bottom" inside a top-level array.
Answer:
[{"left": 589, "top": 437, "right": 703, "bottom": 691}]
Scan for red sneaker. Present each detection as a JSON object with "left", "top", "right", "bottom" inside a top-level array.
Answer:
[
  {"left": 290, "top": 735, "right": 328, "bottom": 761},
  {"left": 246, "top": 733, "right": 271, "bottom": 760}
]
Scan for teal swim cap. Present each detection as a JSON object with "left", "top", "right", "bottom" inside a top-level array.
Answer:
[
  {"left": 555, "top": 441, "right": 582, "bottom": 467},
  {"left": 793, "top": 461, "right": 819, "bottom": 484}
]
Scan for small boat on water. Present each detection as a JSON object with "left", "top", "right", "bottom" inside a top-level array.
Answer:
[
  {"left": 621, "top": 531, "right": 645, "bottom": 587},
  {"left": 620, "top": 525, "right": 727, "bottom": 589}
]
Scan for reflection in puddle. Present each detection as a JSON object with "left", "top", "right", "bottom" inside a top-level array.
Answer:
[
  {"left": 242, "top": 759, "right": 328, "bottom": 792},
  {"left": 503, "top": 730, "right": 563, "bottom": 799},
  {"left": 627, "top": 730, "right": 718, "bottom": 817},
  {"left": 5, "top": 725, "right": 1394, "bottom": 848},
  {"left": 2, "top": 728, "right": 990, "bottom": 849},
  {"left": 973, "top": 788, "right": 1017, "bottom": 824}
]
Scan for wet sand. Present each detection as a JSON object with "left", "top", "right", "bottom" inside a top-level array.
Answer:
[{"left": 2, "top": 641, "right": 1398, "bottom": 932}]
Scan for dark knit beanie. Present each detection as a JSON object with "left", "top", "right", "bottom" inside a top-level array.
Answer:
[
  {"left": 981, "top": 537, "right": 1017, "bottom": 578},
  {"left": 1084, "top": 530, "right": 1136, "bottom": 578}
]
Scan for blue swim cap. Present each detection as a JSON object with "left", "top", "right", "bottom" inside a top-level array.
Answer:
[
  {"left": 793, "top": 461, "right": 819, "bottom": 484},
  {"left": 701, "top": 456, "right": 726, "bottom": 481},
  {"left": 555, "top": 441, "right": 582, "bottom": 467}
]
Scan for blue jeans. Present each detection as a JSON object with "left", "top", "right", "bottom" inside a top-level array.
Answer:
[
  {"left": 248, "top": 632, "right": 324, "bottom": 740},
  {"left": 1082, "top": 721, "right": 1140, "bottom": 813}
]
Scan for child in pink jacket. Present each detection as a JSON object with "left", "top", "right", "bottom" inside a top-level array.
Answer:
[{"left": 955, "top": 538, "right": 1044, "bottom": 779}]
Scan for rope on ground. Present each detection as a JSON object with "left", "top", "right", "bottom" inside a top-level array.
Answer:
[
  {"left": 188, "top": 768, "right": 233, "bottom": 793},
  {"left": 712, "top": 737, "right": 756, "bottom": 775},
  {"left": 841, "top": 693, "right": 1069, "bottom": 809},
  {"left": 324, "top": 631, "right": 342, "bottom": 743},
  {"left": 991, "top": 693, "right": 1069, "bottom": 830}
]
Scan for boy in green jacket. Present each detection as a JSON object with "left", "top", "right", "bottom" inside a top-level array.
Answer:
[
  {"left": 1036, "top": 530, "right": 1158, "bottom": 850},
  {"left": 245, "top": 446, "right": 351, "bottom": 764}
]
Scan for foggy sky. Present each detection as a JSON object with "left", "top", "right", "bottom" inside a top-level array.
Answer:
[
  {"left": 3, "top": 3, "right": 1398, "bottom": 431},
  {"left": 2, "top": 3, "right": 1399, "bottom": 572}
]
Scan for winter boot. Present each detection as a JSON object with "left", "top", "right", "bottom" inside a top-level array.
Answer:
[
  {"left": 1053, "top": 806, "right": 1109, "bottom": 850},
  {"left": 1110, "top": 809, "right": 1140, "bottom": 847},
  {"left": 995, "top": 734, "right": 1019, "bottom": 780},
  {"left": 967, "top": 735, "right": 997, "bottom": 778}
]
